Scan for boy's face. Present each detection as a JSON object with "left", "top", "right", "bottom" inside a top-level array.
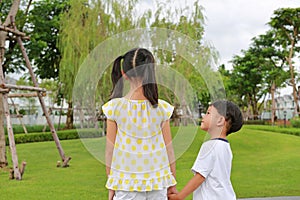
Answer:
[{"left": 201, "top": 105, "right": 224, "bottom": 132}]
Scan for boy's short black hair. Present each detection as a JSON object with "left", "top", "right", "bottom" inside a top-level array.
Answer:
[{"left": 212, "top": 100, "right": 243, "bottom": 135}]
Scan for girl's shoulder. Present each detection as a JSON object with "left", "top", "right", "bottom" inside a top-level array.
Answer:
[
  {"left": 102, "top": 98, "right": 123, "bottom": 108},
  {"left": 158, "top": 99, "right": 173, "bottom": 108}
]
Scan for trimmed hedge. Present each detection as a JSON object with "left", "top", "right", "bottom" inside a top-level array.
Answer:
[
  {"left": 243, "top": 120, "right": 267, "bottom": 125},
  {"left": 5, "top": 128, "right": 104, "bottom": 145},
  {"left": 4, "top": 124, "right": 67, "bottom": 135},
  {"left": 5, "top": 123, "right": 104, "bottom": 134},
  {"left": 244, "top": 125, "right": 300, "bottom": 137},
  {"left": 290, "top": 117, "right": 300, "bottom": 128}
]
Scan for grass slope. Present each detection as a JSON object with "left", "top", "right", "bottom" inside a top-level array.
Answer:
[
  {"left": 230, "top": 126, "right": 300, "bottom": 198},
  {"left": 0, "top": 126, "right": 299, "bottom": 199}
]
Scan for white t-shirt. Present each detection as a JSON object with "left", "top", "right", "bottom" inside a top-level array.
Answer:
[{"left": 191, "top": 138, "right": 236, "bottom": 200}]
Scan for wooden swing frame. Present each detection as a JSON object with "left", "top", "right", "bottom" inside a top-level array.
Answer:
[{"left": 0, "top": 16, "right": 71, "bottom": 180}]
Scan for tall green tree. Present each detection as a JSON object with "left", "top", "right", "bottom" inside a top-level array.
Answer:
[
  {"left": 218, "top": 64, "right": 243, "bottom": 104},
  {"left": 58, "top": 0, "right": 148, "bottom": 129},
  {"left": 250, "top": 31, "right": 289, "bottom": 124},
  {"left": 0, "top": 0, "right": 30, "bottom": 75},
  {"left": 269, "top": 7, "right": 300, "bottom": 115},
  {"left": 150, "top": 0, "right": 217, "bottom": 108},
  {"left": 230, "top": 49, "right": 267, "bottom": 119},
  {"left": 26, "top": 0, "right": 70, "bottom": 79}
]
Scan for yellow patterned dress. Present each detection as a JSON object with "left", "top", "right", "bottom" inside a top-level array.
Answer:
[{"left": 102, "top": 98, "right": 177, "bottom": 192}]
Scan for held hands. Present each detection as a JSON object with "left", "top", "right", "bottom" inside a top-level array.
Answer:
[
  {"left": 167, "top": 185, "right": 183, "bottom": 200},
  {"left": 167, "top": 185, "right": 178, "bottom": 195},
  {"left": 108, "top": 187, "right": 182, "bottom": 200},
  {"left": 168, "top": 193, "right": 182, "bottom": 200},
  {"left": 168, "top": 194, "right": 179, "bottom": 200}
]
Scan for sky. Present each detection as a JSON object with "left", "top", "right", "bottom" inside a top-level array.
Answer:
[
  {"left": 9, "top": 0, "right": 300, "bottom": 94},
  {"left": 140, "top": 0, "right": 300, "bottom": 68},
  {"left": 197, "top": 0, "right": 300, "bottom": 96},
  {"left": 139, "top": 0, "right": 300, "bottom": 95},
  {"left": 199, "top": 0, "right": 300, "bottom": 68}
]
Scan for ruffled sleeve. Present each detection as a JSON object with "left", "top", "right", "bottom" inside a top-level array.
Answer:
[
  {"left": 159, "top": 99, "right": 174, "bottom": 121},
  {"left": 102, "top": 99, "right": 117, "bottom": 121}
]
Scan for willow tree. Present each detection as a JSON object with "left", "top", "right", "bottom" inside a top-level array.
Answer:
[
  {"left": 58, "top": 0, "right": 149, "bottom": 129},
  {"left": 269, "top": 8, "right": 300, "bottom": 116},
  {"left": 150, "top": 0, "right": 219, "bottom": 109}
]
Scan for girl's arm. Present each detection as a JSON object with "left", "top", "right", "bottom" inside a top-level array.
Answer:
[
  {"left": 105, "top": 119, "right": 117, "bottom": 175},
  {"left": 162, "top": 120, "right": 176, "bottom": 177},
  {"left": 168, "top": 173, "right": 205, "bottom": 200},
  {"left": 162, "top": 120, "right": 177, "bottom": 194},
  {"left": 105, "top": 119, "right": 117, "bottom": 200}
]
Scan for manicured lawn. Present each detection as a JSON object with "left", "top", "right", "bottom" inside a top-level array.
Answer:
[
  {"left": 0, "top": 140, "right": 106, "bottom": 199},
  {"left": 230, "top": 126, "right": 300, "bottom": 198},
  {"left": 0, "top": 125, "right": 300, "bottom": 199}
]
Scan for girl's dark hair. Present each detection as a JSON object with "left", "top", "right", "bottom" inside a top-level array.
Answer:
[{"left": 110, "top": 48, "right": 158, "bottom": 107}]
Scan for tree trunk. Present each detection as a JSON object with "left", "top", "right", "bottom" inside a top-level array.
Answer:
[
  {"left": 271, "top": 81, "right": 276, "bottom": 125},
  {"left": 57, "top": 98, "right": 63, "bottom": 130},
  {"left": 65, "top": 100, "right": 73, "bottom": 129},
  {"left": 287, "top": 40, "right": 299, "bottom": 116},
  {"left": 250, "top": 96, "right": 258, "bottom": 119}
]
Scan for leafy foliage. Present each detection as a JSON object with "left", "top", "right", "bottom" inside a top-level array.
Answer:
[
  {"left": 26, "top": 0, "right": 70, "bottom": 79},
  {"left": 290, "top": 117, "right": 300, "bottom": 128},
  {"left": 268, "top": 7, "right": 300, "bottom": 113},
  {"left": 223, "top": 8, "right": 300, "bottom": 118},
  {"left": 150, "top": 0, "right": 216, "bottom": 107},
  {"left": 0, "top": 0, "right": 29, "bottom": 74}
]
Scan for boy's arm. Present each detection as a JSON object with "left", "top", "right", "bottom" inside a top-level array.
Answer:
[{"left": 168, "top": 172, "right": 205, "bottom": 200}]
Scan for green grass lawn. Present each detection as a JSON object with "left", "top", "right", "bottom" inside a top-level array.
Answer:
[{"left": 0, "top": 125, "right": 300, "bottom": 199}]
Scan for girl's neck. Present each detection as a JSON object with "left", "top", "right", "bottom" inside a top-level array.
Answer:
[{"left": 125, "top": 81, "right": 147, "bottom": 100}]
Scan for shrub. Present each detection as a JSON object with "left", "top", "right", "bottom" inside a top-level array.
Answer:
[
  {"left": 243, "top": 120, "right": 267, "bottom": 125},
  {"left": 245, "top": 125, "right": 300, "bottom": 137},
  {"left": 290, "top": 117, "right": 300, "bottom": 128},
  {"left": 5, "top": 128, "right": 103, "bottom": 145},
  {"left": 5, "top": 124, "right": 67, "bottom": 134}
]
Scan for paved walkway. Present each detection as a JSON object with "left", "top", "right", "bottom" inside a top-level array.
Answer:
[{"left": 238, "top": 197, "right": 300, "bottom": 200}]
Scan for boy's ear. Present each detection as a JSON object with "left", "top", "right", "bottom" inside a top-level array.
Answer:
[{"left": 216, "top": 116, "right": 226, "bottom": 127}]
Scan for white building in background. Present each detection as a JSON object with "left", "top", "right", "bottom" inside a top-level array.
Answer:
[
  {"left": 261, "top": 93, "right": 300, "bottom": 120},
  {"left": 5, "top": 76, "right": 67, "bottom": 125}
]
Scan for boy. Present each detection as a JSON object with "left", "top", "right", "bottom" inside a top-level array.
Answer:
[{"left": 168, "top": 100, "right": 243, "bottom": 200}]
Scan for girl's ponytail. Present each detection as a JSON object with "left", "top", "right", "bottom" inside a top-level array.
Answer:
[
  {"left": 142, "top": 53, "right": 158, "bottom": 108},
  {"left": 110, "top": 48, "right": 158, "bottom": 107},
  {"left": 110, "top": 56, "right": 124, "bottom": 99}
]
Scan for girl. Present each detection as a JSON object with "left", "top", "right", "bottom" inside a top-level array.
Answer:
[{"left": 102, "top": 48, "right": 177, "bottom": 200}]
